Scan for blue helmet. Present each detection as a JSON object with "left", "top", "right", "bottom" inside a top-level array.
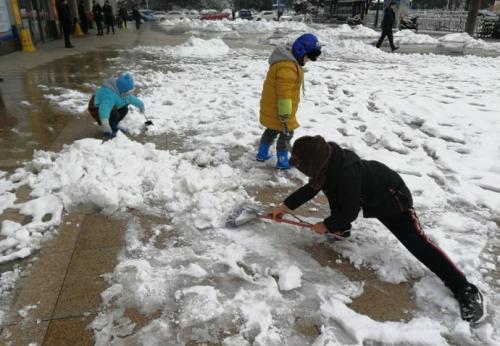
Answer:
[
  {"left": 292, "top": 33, "right": 321, "bottom": 65},
  {"left": 116, "top": 73, "right": 135, "bottom": 94}
]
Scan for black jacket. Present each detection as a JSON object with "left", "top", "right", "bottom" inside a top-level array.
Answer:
[
  {"left": 132, "top": 9, "right": 141, "bottom": 22},
  {"left": 381, "top": 7, "right": 396, "bottom": 31},
  {"left": 92, "top": 4, "right": 103, "bottom": 21},
  {"left": 57, "top": 2, "right": 73, "bottom": 31},
  {"left": 103, "top": 4, "right": 114, "bottom": 23},
  {"left": 284, "top": 142, "right": 413, "bottom": 232}
]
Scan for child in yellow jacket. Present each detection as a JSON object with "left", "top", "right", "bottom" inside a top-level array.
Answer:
[{"left": 256, "top": 33, "right": 321, "bottom": 169}]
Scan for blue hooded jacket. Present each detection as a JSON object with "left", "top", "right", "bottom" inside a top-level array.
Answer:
[{"left": 94, "top": 76, "right": 145, "bottom": 121}]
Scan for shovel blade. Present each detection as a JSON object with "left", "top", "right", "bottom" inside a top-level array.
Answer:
[
  {"left": 225, "top": 203, "right": 261, "bottom": 228},
  {"left": 145, "top": 120, "right": 153, "bottom": 126}
]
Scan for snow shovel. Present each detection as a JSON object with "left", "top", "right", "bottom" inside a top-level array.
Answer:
[
  {"left": 141, "top": 111, "right": 153, "bottom": 126},
  {"left": 282, "top": 122, "right": 292, "bottom": 152},
  {"left": 225, "top": 203, "right": 314, "bottom": 229}
]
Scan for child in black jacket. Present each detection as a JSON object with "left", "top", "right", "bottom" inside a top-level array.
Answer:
[{"left": 270, "top": 135, "right": 485, "bottom": 323}]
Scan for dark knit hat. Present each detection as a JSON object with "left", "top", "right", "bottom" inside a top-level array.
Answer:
[{"left": 289, "top": 135, "right": 333, "bottom": 190}]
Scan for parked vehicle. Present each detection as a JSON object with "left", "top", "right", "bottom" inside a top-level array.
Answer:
[
  {"left": 138, "top": 9, "right": 155, "bottom": 22},
  {"left": 399, "top": 14, "right": 419, "bottom": 32},
  {"left": 184, "top": 10, "right": 199, "bottom": 19},
  {"left": 165, "top": 10, "right": 184, "bottom": 20},
  {"left": 478, "top": 9, "right": 500, "bottom": 18},
  {"left": 200, "top": 9, "right": 230, "bottom": 20},
  {"left": 152, "top": 11, "right": 167, "bottom": 21},
  {"left": 238, "top": 9, "right": 253, "bottom": 20},
  {"left": 255, "top": 10, "right": 275, "bottom": 21}
]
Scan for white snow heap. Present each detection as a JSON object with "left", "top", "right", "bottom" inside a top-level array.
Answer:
[
  {"left": 278, "top": 264, "right": 303, "bottom": 291},
  {"left": 173, "top": 37, "right": 231, "bottom": 58}
]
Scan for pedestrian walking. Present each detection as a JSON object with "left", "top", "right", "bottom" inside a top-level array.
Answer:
[
  {"left": 132, "top": 7, "right": 141, "bottom": 30},
  {"left": 88, "top": 74, "right": 145, "bottom": 138},
  {"left": 78, "top": 0, "right": 88, "bottom": 34},
  {"left": 103, "top": 0, "right": 115, "bottom": 34},
  {"left": 256, "top": 33, "right": 321, "bottom": 169},
  {"left": 119, "top": 6, "right": 128, "bottom": 29},
  {"left": 56, "top": 0, "right": 74, "bottom": 48},
  {"left": 376, "top": 1, "right": 399, "bottom": 52},
  {"left": 270, "top": 135, "right": 485, "bottom": 324},
  {"left": 92, "top": 0, "right": 103, "bottom": 35}
]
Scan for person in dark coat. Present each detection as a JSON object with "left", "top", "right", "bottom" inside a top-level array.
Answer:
[
  {"left": 92, "top": 0, "right": 104, "bottom": 35},
  {"left": 270, "top": 135, "right": 485, "bottom": 324},
  {"left": 103, "top": 0, "right": 115, "bottom": 34},
  {"left": 376, "top": 1, "right": 398, "bottom": 52},
  {"left": 57, "top": 0, "right": 74, "bottom": 48},
  {"left": 119, "top": 6, "right": 128, "bottom": 28},
  {"left": 78, "top": 0, "right": 88, "bottom": 33},
  {"left": 132, "top": 7, "right": 141, "bottom": 30}
]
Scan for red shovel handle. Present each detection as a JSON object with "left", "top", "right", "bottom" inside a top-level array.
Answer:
[{"left": 258, "top": 214, "right": 314, "bottom": 229}]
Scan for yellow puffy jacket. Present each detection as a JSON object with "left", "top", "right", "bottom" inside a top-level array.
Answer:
[{"left": 259, "top": 46, "right": 304, "bottom": 131}]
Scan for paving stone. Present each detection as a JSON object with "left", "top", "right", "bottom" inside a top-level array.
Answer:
[
  {"left": 0, "top": 320, "right": 49, "bottom": 346},
  {"left": 76, "top": 214, "right": 126, "bottom": 250},
  {"left": 43, "top": 316, "right": 94, "bottom": 346},
  {"left": 52, "top": 247, "right": 119, "bottom": 319}
]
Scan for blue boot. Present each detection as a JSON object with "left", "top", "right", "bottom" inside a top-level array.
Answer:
[
  {"left": 276, "top": 150, "right": 291, "bottom": 169},
  {"left": 256, "top": 144, "right": 271, "bottom": 161}
]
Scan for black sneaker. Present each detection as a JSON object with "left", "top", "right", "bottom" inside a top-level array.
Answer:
[
  {"left": 455, "top": 284, "right": 485, "bottom": 323},
  {"left": 391, "top": 46, "right": 400, "bottom": 52}
]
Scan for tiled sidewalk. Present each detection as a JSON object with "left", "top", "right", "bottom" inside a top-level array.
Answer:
[{"left": 1, "top": 212, "right": 125, "bottom": 345}]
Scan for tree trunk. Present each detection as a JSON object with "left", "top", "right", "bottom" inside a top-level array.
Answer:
[{"left": 465, "top": 0, "right": 480, "bottom": 35}]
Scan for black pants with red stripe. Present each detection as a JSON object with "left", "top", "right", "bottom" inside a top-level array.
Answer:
[{"left": 378, "top": 209, "right": 468, "bottom": 295}]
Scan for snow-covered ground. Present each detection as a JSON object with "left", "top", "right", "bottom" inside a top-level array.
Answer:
[
  {"left": 157, "top": 19, "right": 500, "bottom": 52},
  {"left": 1, "top": 20, "right": 500, "bottom": 345}
]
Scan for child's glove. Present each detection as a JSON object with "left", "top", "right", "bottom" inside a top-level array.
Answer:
[
  {"left": 100, "top": 120, "right": 113, "bottom": 136},
  {"left": 269, "top": 202, "right": 291, "bottom": 220}
]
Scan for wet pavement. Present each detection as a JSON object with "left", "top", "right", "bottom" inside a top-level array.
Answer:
[{"left": 0, "top": 22, "right": 498, "bottom": 345}]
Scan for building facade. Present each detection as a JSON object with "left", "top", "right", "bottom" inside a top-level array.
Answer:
[{"left": 0, "top": 0, "right": 98, "bottom": 55}]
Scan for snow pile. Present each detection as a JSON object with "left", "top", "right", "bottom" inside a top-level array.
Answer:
[
  {"left": 173, "top": 37, "right": 230, "bottom": 58},
  {"left": 394, "top": 29, "right": 438, "bottom": 45},
  {"left": 160, "top": 18, "right": 310, "bottom": 34},
  {"left": 322, "top": 39, "right": 387, "bottom": 60},
  {"left": 0, "top": 172, "right": 15, "bottom": 214},
  {"left": 278, "top": 265, "right": 303, "bottom": 291},
  {"left": 321, "top": 24, "right": 379, "bottom": 39},
  {"left": 22, "top": 135, "right": 242, "bottom": 229},
  {"left": 0, "top": 195, "right": 63, "bottom": 263},
  {"left": 271, "top": 25, "right": 380, "bottom": 48},
  {"left": 1, "top": 168, "right": 64, "bottom": 264},
  {"left": 439, "top": 32, "right": 481, "bottom": 44},
  {"left": 438, "top": 32, "right": 500, "bottom": 51}
]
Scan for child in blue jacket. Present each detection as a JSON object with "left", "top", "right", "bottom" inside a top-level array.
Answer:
[{"left": 88, "top": 73, "right": 145, "bottom": 137}]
